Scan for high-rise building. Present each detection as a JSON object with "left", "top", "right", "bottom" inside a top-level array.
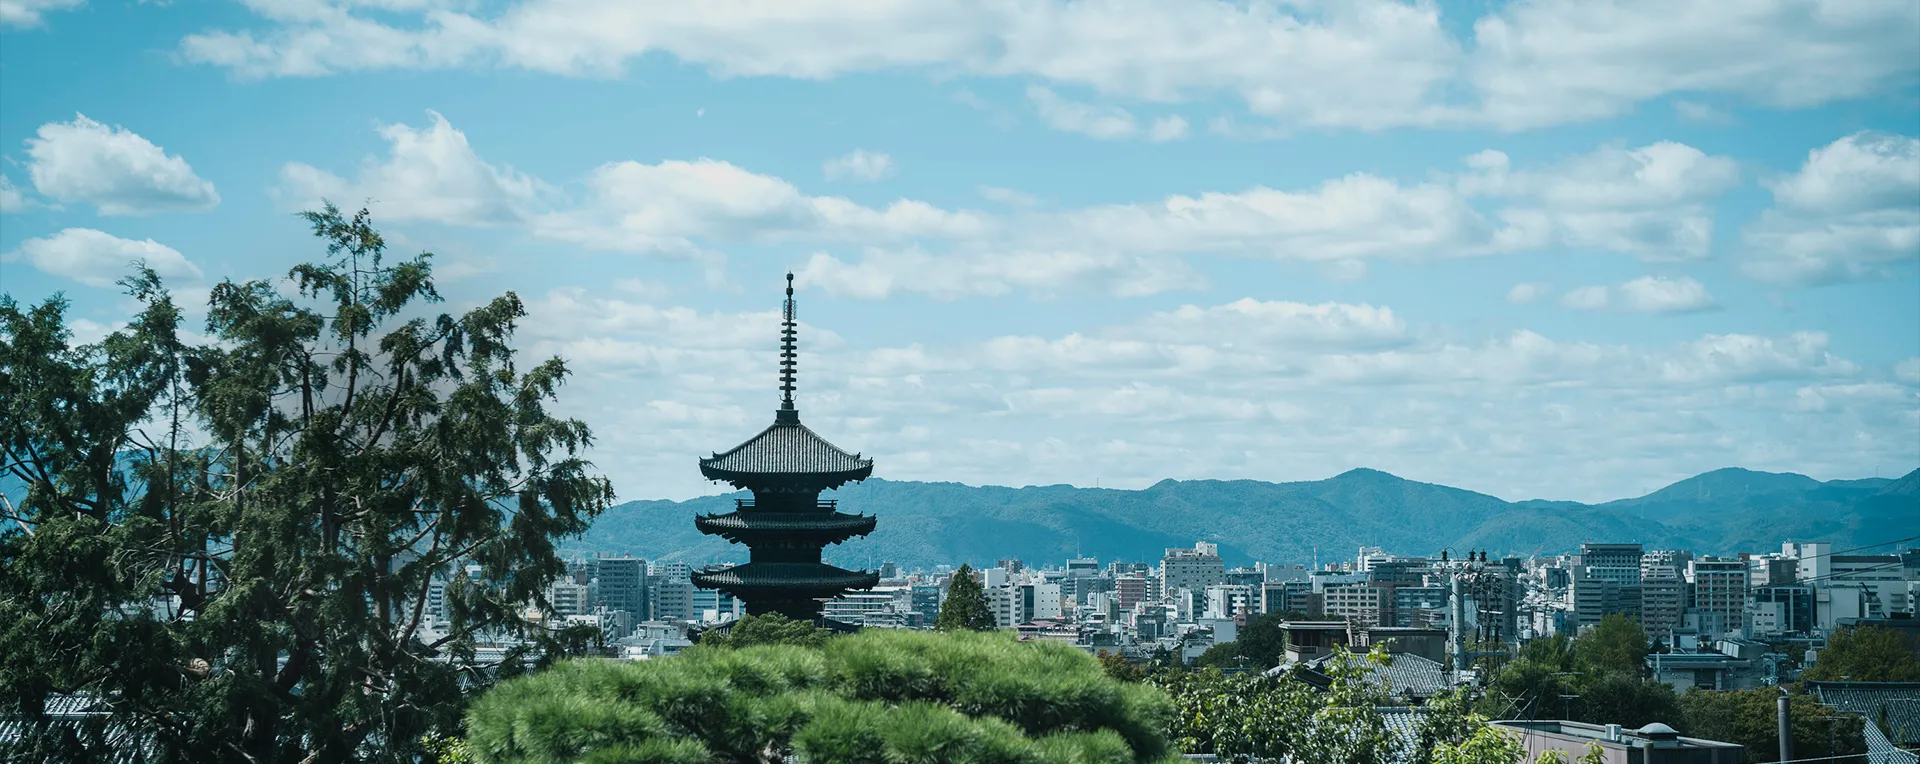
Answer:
[
  {"left": 1748, "top": 585, "right": 1813, "bottom": 637},
  {"left": 1161, "top": 542, "right": 1225, "bottom": 600},
  {"left": 690, "top": 275, "right": 881, "bottom": 621},
  {"left": 1582, "top": 543, "right": 1645, "bottom": 584},
  {"left": 1117, "top": 574, "right": 1150, "bottom": 610},
  {"left": 592, "top": 557, "right": 648, "bottom": 621},
  {"left": 1686, "top": 558, "right": 1748, "bottom": 638},
  {"left": 1204, "top": 584, "right": 1255, "bottom": 619},
  {"left": 1323, "top": 584, "right": 1383, "bottom": 625},
  {"left": 550, "top": 581, "right": 592, "bottom": 617},
  {"left": 1640, "top": 551, "right": 1689, "bottom": 641},
  {"left": 650, "top": 578, "right": 695, "bottom": 622}
]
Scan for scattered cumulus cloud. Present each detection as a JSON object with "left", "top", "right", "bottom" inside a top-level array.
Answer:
[
  {"left": 1673, "top": 100, "right": 1737, "bottom": 125},
  {"left": 174, "top": 0, "right": 1920, "bottom": 133},
  {"left": 24, "top": 114, "right": 220, "bottom": 215},
  {"left": 1560, "top": 285, "right": 1610, "bottom": 311},
  {"left": 976, "top": 186, "right": 1040, "bottom": 207},
  {"left": 1026, "top": 85, "right": 1141, "bottom": 140},
  {"left": 276, "top": 110, "right": 544, "bottom": 226},
  {"left": 533, "top": 158, "right": 988, "bottom": 258},
  {"left": 822, "top": 149, "right": 894, "bottom": 182},
  {"left": 520, "top": 282, "right": 1902, "bottom": 502},
  {"left": 0, "top": 174, "right": 36, "bottom": 212},
  {"left": 797, "top": 248, "right": 1206, "bottom": 300},
  {"left": 1895, "top": 357, "right": 1920, "bottom": 385},
  {"left": 1742, "top": 132, "right": 1920, "bottom": 284},
  {"left": 1147, "top": 115, "right": 1189, "bottom": 142},
  {"left": 1616, "top": 275, "right": 1717, "bottom": 313},
  {"left": 1459, "top": 141, "right": 1741, "bottom": 261},
  {"left": 1506, "top": 282, "right": 1550, "bottom": 304},
  {"left": 1558, "top": 276, "right": 1717, "bottom": 314},
  {"left": 7, "top": 228, "right": 203, "bottom": 288},
  {"left": 0, "top": 0, "right": 82, "bottom": 28}
]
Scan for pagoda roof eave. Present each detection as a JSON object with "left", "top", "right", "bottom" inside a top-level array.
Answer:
[
  {"left": 691, "top": 562, "right": 880, "bottom": 594},
  {"left": 698, "top": 419, "right": 873, "bottom": 482}
]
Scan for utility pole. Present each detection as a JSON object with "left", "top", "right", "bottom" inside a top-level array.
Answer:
[{"left": 1777, "top": 689, "right": 1793, "bottom": 763}]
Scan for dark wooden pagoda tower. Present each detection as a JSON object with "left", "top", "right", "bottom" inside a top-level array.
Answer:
[{"left": 691, "top": 274, "right": 880, "bottom": 621}]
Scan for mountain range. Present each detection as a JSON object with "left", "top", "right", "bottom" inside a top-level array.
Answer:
[
  {"left": 8, "top": 463, "right": 1913, "bottom": 571},
  {"left": 570, "top": 467, "right": 1920, "bottom": 570}
]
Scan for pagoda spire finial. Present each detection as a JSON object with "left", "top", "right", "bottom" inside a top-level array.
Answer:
[{"left": 777, "top": 273, "right": 798, "bottom": 421}]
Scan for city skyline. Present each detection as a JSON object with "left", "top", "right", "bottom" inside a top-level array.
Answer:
[{"left": 4, "top": 1, "right": 1918, "bottom": 504}]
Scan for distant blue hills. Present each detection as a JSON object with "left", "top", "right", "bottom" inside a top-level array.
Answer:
[
  {"left": 572, "top": 466, "right": 1920, "bottom": 569},
  {"left": 10, "top": 463, "right": 1913, "bottom": 571}
]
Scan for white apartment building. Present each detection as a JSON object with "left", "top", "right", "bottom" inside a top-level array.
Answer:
[{"left": 1161, "top": 542, "right": 1226, "bottom": 600}]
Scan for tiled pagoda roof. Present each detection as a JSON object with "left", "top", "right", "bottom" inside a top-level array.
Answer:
[
  {"left": 692, "top": 562, "right": 880, "bottom": 592},
  {"left": 698, "top": 419, "right": 873, "bottom": 486}
]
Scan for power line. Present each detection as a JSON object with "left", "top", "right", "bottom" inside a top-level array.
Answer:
[{"left": 1785, "top": 536, "right": 1920, "bottom": 562}]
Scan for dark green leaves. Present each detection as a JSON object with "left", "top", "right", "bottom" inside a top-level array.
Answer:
[{"left": 2, "top": 206, "right": 611, "bottom": 763}]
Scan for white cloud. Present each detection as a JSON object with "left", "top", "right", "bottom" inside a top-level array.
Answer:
[
  {"left": 24, "top": 114, "right": 220, "bottom": 215},
  {"left": 1027, "top": 85, "right": 1140, "bottom": 140},
  {"left": 1506, "top": 282, "right": 1550, "bottom": 304},
  {"left": 1742, "top": 132, "right": 1920, "bottom": 284},
  {"left": 176, "top": 1, "right": 1920, "bottom": 133},
  {"left": 823, "top": 149, "right": 894, "bottom": 182},
  {"left": 1049, "top": 172, "right": 1505, "bottom": 263},
  {"left": 0, "top": 174, "right": 35, "bottom": 213},
  {"left": 977, "top": 185, "right": 1040, "bottom": 207},
  {"left": 277, "top": 110, "right": 544, "bottom": 225},
  {"left": 1466, "top": 0, "right": 1920, "bottom": 130},
  {"left": 1557, "top": 276, "right": 1717, "bottom": 314},
  {"left": 7, "top": 228, "right": 204, "bottom": 288},
  {"left": 797, "top": 247, "right": 1206, "bottom": 300},
  {"left": 1895, "top": 357, "right": 1920, "bottom": 385},
  {"left": 1147, "top": 115, "right": 1188, "bottom": 142},
  {"left": 1673, "top": 100, "right": 1737, "bottom": 126},
  {"left": 1133, "top": 299, "right": 1409, "bottom": 349},
  {"left": 496, "top": 275, "right": 1904, "bottom": 503},
  {"left": 1616, "top": 275, "right": 1717, "bottom": 313},
  {"left": 0, "top": 0, "right": 82, "bottom": 29},
  {"left": 1460, "top": 141, "right": 1741, "bottom": 261},
  {"left": 1560, "top": 285, "right": 1610, "bottom": 311},
  {"left": 534, "top": 158, "right": 989, "bottom": 256}
]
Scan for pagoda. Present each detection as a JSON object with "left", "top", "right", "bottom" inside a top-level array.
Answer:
[{"left": 690, "top": 274, "right": 880, "bottom": 621}]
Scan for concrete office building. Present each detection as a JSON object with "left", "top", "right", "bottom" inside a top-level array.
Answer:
[{"left": 1161, "top": 542, "right": 1226, "bottom": 600}]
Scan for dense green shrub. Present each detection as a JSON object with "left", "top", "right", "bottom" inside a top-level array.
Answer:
[{"left": 465, "top": 629, "right": 1178, "bottom": 763}]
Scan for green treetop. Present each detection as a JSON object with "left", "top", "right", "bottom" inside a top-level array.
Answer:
[
  {"left": 1804, "top": 624, "right": 1920, "bottom": 682},
  {"left": 1574, "top": 613, "right": 1650, "bottom": 677},
  {"left": 935, "top": 563, "right": 998, "bottom": 631}
]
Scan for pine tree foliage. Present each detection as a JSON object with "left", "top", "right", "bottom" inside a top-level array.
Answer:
[
  {"left": 934, "top": 563, "right": 997, "bottom": 631},
  {"left": 464, "top": 628, "right": 1179, "bottom": 763},
  {"left": 0, "top": 205, "right": 613, "bottom": 763}
]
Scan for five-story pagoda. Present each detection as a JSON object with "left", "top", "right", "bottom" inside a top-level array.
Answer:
[{"left": 691, "top": 274, "right": 880, "bottom": 621}]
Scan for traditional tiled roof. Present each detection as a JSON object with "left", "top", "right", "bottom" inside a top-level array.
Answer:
[
  {"left": 1377, "top": 707, "right": 1426, "bottom": 763},
  {"left": 1293, "top": 652, "right": 1456, "bottom": 700},
  {"left": 692, "top": 562, "right": 880, "bottom": 592},
  {"left": 0, "top": 695, "right": 155, "bottom": 763},
  {"left": 696, "top": 511, "right": 874, "bottom": 535},
  {"left": 1810, "top": 681, "right": 1920, "bottom": 747},
  {"left": 699, "top": 420, "right": 874, "bottom": 485}
]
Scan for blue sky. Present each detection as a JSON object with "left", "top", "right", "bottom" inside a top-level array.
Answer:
[{"left": 2, "top": 0, "right": 1917, "bottom": 503}]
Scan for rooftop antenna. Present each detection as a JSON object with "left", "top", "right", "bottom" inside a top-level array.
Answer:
[{"left": 777, "top": 273, "right": 799, "bottom": 424}]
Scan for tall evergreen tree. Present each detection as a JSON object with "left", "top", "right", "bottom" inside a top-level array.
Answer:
[
  {"left": 0, "top": 205, "right": 613, "bottom": 763},
  {"left": 935, "top": 563, "right": 998, "bottom": 631}
]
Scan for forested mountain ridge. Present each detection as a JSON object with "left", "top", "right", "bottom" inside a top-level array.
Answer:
[{"left": 566, "top": 466, "right": 1920, "bottom": 569}]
